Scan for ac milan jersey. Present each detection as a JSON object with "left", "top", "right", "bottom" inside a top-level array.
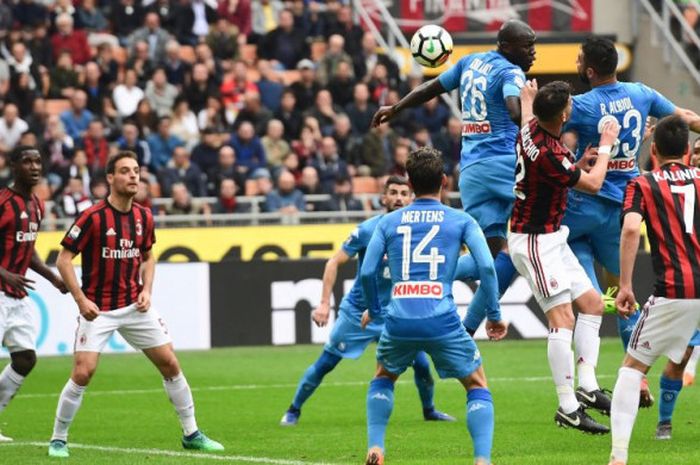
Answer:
[
  {"left": 511, "top": 119, "right": 582, "bottom": 234},
  {"left": 61, "top": 200, "right": 155, "bottom": 311},
  {"left": 622, "top": 163, "right": 700, "bottom": 299},
  {"left": 0, "top": 188, "right": 43, "bottom": 298}
]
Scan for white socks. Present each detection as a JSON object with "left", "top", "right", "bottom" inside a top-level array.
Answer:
[
  {"left": 163, "top": 373, "right": 198, "bottom": 436},
  {"left": 574, "top": 314, "right": 602, "bottom": 392},
  {"left": 0, "top": 365, "right": 25, "bottom": 415},
  {"left": 52, "top": 379, "right": 86, "bottom": 442},
  {"left": 547, "top": 328, "right": 579, "bottom": 413},
  {"left": 610, "top": 367, "right": 643, "bottom": 464}
]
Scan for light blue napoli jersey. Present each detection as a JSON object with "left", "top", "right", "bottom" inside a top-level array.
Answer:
[
  {"left": 438, "top": 50, "right": 526, "bottom": 169},
  {"left": 360, "top": 198, "right": 500, "bottom": 339},
  {"left": 341, "top": 214, "right": 392, "bottom": 322},
  {"left": 565, "top": 81, "right": 676, "bottom": 203}
]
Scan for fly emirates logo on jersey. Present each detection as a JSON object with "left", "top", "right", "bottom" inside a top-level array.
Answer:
[
  {"left": 16, "top": 222, "right": 38, "bottom": 243},
  {"left": 102, "top": 235, "right": 141, "bottom": 259}
]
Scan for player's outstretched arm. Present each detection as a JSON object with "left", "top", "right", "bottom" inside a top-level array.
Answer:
[
  {"left": 313, "top": 249, "right": 351, "bottom": 327},
  {"left": 372, "top": 78, "right": 446, "bottom": 127},
  {"left": 56, "top": 248, "right": 99, "bottom": 321},
  {"left": 137, "top": 250, "right": 155, "bottom": 312},
  {"left": 517, "top": 79, "right": 537, "bottom": 127},
  {"left": 359, "top": 226, "right": 387, "bottom": 325},
  {"left": 674, "top": 107, "right": 700, "bottom": 133},
  {"left": 574, "top": 120, "right": 620, "bottom": 193},
  {"left": 29, "top": 250, "right": 67, "bottom": 293},
  {"left": 616, "top": 212, "right": 642, "bottom": 318}
]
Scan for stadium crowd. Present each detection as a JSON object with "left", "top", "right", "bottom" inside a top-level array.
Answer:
[{"left": 0, "top": 0, "right": 461, "bottom": 220}]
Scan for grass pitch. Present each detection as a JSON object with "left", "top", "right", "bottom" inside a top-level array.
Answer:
[{"left": 1, "top": 339, "right": 698, "bottom": 465}]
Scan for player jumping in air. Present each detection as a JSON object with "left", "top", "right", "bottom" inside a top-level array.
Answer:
[
  {"left": 48, "top": 151, "right": 223, "bottom": 458},
  {"left": 360, "top": 147, "right": 506, "bottom": 465},
  {"left": 280, "top": 176, "right": 455, "bottom": 426},
  {"left": 511, "top": 81, "right": 619, "bottom": 433},
  {"left": 610, "top": 116, "right": 700, "bottom": 465},
  {"left": 0, "top": 146, "right": 67, "bottom": 441}
]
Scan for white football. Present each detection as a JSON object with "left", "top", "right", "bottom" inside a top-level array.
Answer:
[{"left": 410, "top": 25, "right": 453, "bottom": 68}]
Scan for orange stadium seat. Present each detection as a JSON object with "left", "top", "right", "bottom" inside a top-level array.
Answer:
[
  {"left": 352, "top": 176, "right": 379, "bottom": 194},
  {"left": 46, "top": 99, "right": 71, "bottom": 116}
]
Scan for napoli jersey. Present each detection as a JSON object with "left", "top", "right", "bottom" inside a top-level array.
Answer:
[
  {"left": 361, "top": 199, "right": 499, "bottom": 339},
  {"left": 341, "top": 214, "right": 392, "bottom": 322},
  {"left": 438, "top": 50, "right": 526, "bottom": 169},
  {"left": 565, "top": 82, "right": 676, "bottom": 203}
]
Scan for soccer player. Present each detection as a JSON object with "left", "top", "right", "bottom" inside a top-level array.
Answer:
[
  {"left": 509, "top": 81, "right": 619, "bottom": 433},
  {"left": 280, "top": 176, "right": 455, "bottom": 426},
  {"left": 609, "top": 116, "right": 700, "bottom": 465},
  {"left": 0, "top": 146, "right": 68, "bottom": 441},
  {"left": 47, "top": 151, "right": 223, "bottom": 458},
  {"left": 359, "top": 147, "right": 506, "bottom": 465},
  {"left": 372, "top": 20, "right": 537, "bottom": 334}
]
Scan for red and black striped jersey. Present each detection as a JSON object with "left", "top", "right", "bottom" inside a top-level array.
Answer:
[
  {"left": 510, "top": 119, "right": 582, "bottom": 234},
  {"left": 61, "top": 200, "right": 155, "bottom": 311},
  {"left": 623, "top": 162, "right": 700, "bottom": 299},
  {"left": 0, "top": 188, "right": 44, "bottom": 298}
]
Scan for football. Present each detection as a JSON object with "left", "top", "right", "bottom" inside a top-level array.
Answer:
[{"left": 410, "top": 25, "right": 453, "bottom": 68}]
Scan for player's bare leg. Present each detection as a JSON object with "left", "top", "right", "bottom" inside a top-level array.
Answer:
[
  {"left": 0, "top": 350, "right": 37, "bottom": 441},
  {"left": 655, "top": 346, "right": 694, "bottom": 440},
  {"left": 609, "top": 355, "right": 650, "bottom": 465},
  {"left": 458, "top": 366, "right": 495, "bottom": 465},
  {"left": 143, "top": 343, "right": 223, "bottom": 451}
]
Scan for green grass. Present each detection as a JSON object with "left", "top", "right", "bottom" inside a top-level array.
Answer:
[{"left": 1, "top": 339, "right": 698, "bottom": 465}]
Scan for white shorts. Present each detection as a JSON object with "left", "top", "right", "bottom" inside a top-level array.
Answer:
[
  {"left": 628, "top": 297, "right": 700, "bottom": 366},
  {"left": 74, "top": 304, "right": 172, "bottom": 353},
  {"left": 508, "top": 227, "right": 594, "bottom": 312},
  {"left": 0, "top": 292, "right": 36, "bottom": 353}
]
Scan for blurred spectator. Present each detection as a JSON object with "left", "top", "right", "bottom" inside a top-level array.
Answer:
[
  {"left": 51, "top": 13, "right": 92, "bottom": 65},
  {"left": 274, "top": 89, "right": 302, "bottom": 141},
  {"left": 49, "top": 51, "right": 80, "bottom": 98},
  {"left": 234, "top": 91, "right": 272, "bottom": 135},
  {"left": 289, "top": 0, "right": 324, "bottom": 38},
  {"left": 145, "top": 67, "right": 179, "bottom": 117},
  {"left": 195, "top": 43, "right": 223, "bottom": 83},
  {"left": 206, "top": 144, "right": 245, "bottom": 195},
  {"left": 290, "top": 59, "right": 321, "bottom": 113},
  {"left": 261, "top": 119, "right": 290, "bottom": 169},
  {"left": 384, "top": 89, "right": 413, "bottom": 136},
  {"left": 325, "top": 5, "right": 363, "bottom": 57},
  {"left": 251, "top": 0, "right": 284, "bottom": 37},
  {"left": 0, "top": 103, "right": 29, "bottom": 154},
  {"left": 113, "top": 69, "right": 146, "bottom": 118},
  {"left": 6, "top": 43, "right": 42, "bottom": 95},
  {"left": 361, "top": 124, "right": 397, "bottom": 177},
  {"left": 265, "top": 169, "right": 304, "bottom": 213},
  {"left": 291, "top": 120, "right": 321, "bottom": 162},
  {"left": 164, "top": 182, "right": 210, "bottom": 217},
  {"left": 117, "top": 121, "right": 152, "bottom": 167},
  {"left": 0, "top": 154, "right": 11, "bottom": 188},
  {"left": 198, "top": 95, "right": 230, "bottom": 132},
  {"left": 0, "top": 58, "right": 9, "bottom": 103},
  {"left": 170, "top": 98, "right": 200, "bottom": 149},
  {"left": 229, "top": 121, "right": 266, "bottom": 174},
  {"left": 410, "top": 125, "right": 434, "bottom": 151},
  {"left": 135, "top": 178, "right": 154, "bottom": 212},
  {"left": 192, "top": 127, "right": 221, "bottom": 175},
  {"left": 317, "top": 34, "right": 353, "bottom": 85},
  {"left": 59, "top": 148, "right": 91, "bottom": 195},
  {"left": 298, "top": 165, "right": 322, "bottom": 195},
  {"left": 251, "top": 167, "right": 273, "bottom": 201},
  {"left": 217, "top": 0, "right": 252, "bottom": 41},
  {"left": 256, "top": 60, "right": 284, "bottom": 112},
  {"left": 260, "top": 9, "right": 307, "bottom": 70},
  {"left": 18, "top": 131, "right": 38, "bottom": 149},
  {"left": 305, "top": 90, "right": 341, "bottom": 136},
  {"left": 327, "top": 59, "right": 356, "bottom": 108},
  {"left": 56, "top": 176, "right": 93, "bottom": 218},
  {"left": 212, "top": 178, "right": 247, "bottom": 213},
  {"left": 26, "top": 98, "right": 48, "bottom": 140},
  {"left": 185, "top": 63, "right": 219, "bottom": 114},
  {"left": 81, "top": 62, "right": 107, "bottom": 115},
  {"left": 388, "top": 144, "right": 408, "bottom": 177},
  {"left": 281, "top": 151, "right": 302, "bottom": 183},
  {"left": 147, "top": 116, "right": 184, "bottom": 171},
  {"left": 173, "top": 0, "right": 218, "bottom": 46},
  {"left": 331, "top": 113, "right": 357, "bottom": 166},
  {"left": 434, "top": 117, "right": 461, "bottom": 175},
  {"left": 353, "top": 32, "right": 400, "bottom": 86},
  {"left": 77, "top": 0, "right": 109, "bottom": 33},
  {"left": 82, "top": 119, "right": 109, "bottom": 172},
  {"left": 326, "top": 175, "right": 363, "bottom": 212},
  {"left": 12, "top": 0, "right": 49, "bottom": 28},
  {"left": 413, "top": 97, "right": 450, "bottom": 136},
  {"left": 345, "top": 82, "right": 377, "bottom": 136},
  {"left": 220, "top": 60, "right": 258, "bottom": 118},
  {"left": 127, "top": 40, "right": 157, "bottom": 88},
  {"left": 367, "top": 63, "right": 392, "bottom": 105},
  {"left": 128, "top": 12, "right": 173, "bottom": 63},
  {"left": 95, "top": 43, "right": 119, "bottom": 89},
  {"left": 99, "top": 97, "right": 122, "bottom": 140},
  {"left": 132, "top": 99, "right": 159, "bottom": 137},
  {"left": 162, "top": 40, "right": 192, "bottom": 89},
  {"left": 89, "top": 177, "right": 108, "bottom": 200},
  {"left": 43, "top": 115, "right": 74, "bottom": 187},
  {"left": 683, "top": 3, "right": 700, "bottom": 67},
  {"left": 159, "top": 145, "right": 206, "bottom": 197},
  {"left": 0, "top": 1, "right": 13, "bottom": 33},
  {"left": 311, "top": 136, "right": 349, "bottom": 193},
  {"left": 60, "top": 90, "right": 93, "bottom": 141},
  {"left": 8, "top": 73, "right": 36, "bottom": 118},
  {"left": 52, "top": 0, "right": 78, "bottom": 25},
  {"left": 111, "top": 0, "right": 145, "bottom": 43},
  {"left": 206, "top": 17, "right": 239, "bottom": 61},
  {"left": 147, "top": 0, "right": 176, "bottom": 30}
]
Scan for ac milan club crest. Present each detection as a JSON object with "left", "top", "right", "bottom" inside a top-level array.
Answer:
[{"left": 549, "top": 277, "right": 558, "bottom": 290}]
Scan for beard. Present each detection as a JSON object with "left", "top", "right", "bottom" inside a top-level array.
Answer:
[{"left": 578, "top": 71, "right": 590, "bottom": 85}]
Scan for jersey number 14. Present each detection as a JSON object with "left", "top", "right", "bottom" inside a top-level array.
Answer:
[{"left": 397, "top": 225, "right": 446, "bottom": 280}]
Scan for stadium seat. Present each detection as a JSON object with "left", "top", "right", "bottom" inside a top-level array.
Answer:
[
  {"left": 352, "top": 176, "right": 379, "bottom": 194},
  {"left": 179, "top": 46, "right": 196, "bottom": 64},
  {"left": 46, "top": 99, "right": 71, "bottom": 116},
  {"left": 245, "top": 179, "right": 259, "bottom": 196}
]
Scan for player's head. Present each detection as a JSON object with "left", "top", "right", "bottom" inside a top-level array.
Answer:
[
  {"left": 106, "top": 151, "right": 140, "bottom": 198},
  {"left": 533, "top": 81, "right": 572, "bottom": 125},
  {"left": 382, "top": 175, "right": 411, "bottom": 212},
  {"left": 497, "top": 20, "right": 536, "bottom": 72},
  {"left": 651, "top": 115, "right": 689, "bottom": 162},
  {"left": 9, "top": 145, "right": 42, "bottom": 188},
  {"left": 406, "top": 147, "right": 446, "bottom": 197},
  {"left": 578, "top": 36, "right": 617, "bottom": 84}
]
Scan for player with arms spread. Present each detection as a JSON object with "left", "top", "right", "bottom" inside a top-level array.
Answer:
[
  {"left": 359, "top": 148, "right": 506, "bottom": 465},
  {"left": 280, "top": 176, "right": 455, "bottom": 426},
  {"left": 510, "top": 81, "right": 619, "bottom": 433},
  {"left": 609, "top": 116, "right": 700, "bottom": 465},
  {"left": 48, "top": 151, "right": 223, "bottom": 458},
  {"left": 372, "top": 20, "right": 536, "bottom": 335},
  {"left": 0, "top": 146, "right": 67, "bottom": 442}
]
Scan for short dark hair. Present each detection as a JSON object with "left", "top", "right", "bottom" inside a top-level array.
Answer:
[
  {"left": 9, "top": 145, "right": 40, "bottom": 164},
  {"left": 582, "top": 36, "right": 618, "bottom": 77},
  {"left": 533, "top": 81, "right": 571, "bottom": 123},
  {"left": 106, "top": 151, "right": 139, "bottom": 174},
  {"left": 654, "top": 115, "right": 689, "bottom": 159},
  {"left": 384, "top": 175, "right": 409, "bottom": 191},
  {"left": 406, "top": 147, "right": 444, "bottom": 196}
]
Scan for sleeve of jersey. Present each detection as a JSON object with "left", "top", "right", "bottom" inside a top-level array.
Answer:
[
  {"left": 144, "top": 212, "right": 156, "bottom": 251},
  {"left": 360, "top": 221, "right": 387, "bottom": 319},
  {"left": 622, "top": 180, "right": 645, "bottom": 219},
  {"left": 462, "top": 217, "right": 501, "bottom": 321},
  {"left": 544, "top": 150, "right": 581, "bottom": 187},
  {"left": 340, "top": 226, "right": 363, "bottom": 258},
  {"left": 645, "top": 85, "right": 676, "bottom": 118},
  {"left": 61, "top": 213, "right": 92, "bottom": 254},
  {"left": 437, "top": 58, "right": 464, "bottom": 92},
  {"left": 502, "top": 68, "right": 526, "bottom": 99}
]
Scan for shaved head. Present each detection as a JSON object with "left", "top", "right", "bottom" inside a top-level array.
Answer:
[
  {"left": 497, "top": 20, "right": 535, "bottom": 45},
  {"left": 497, "top": 20, "right": 536, "bottom": 72}
]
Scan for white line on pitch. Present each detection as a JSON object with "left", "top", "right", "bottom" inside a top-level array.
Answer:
[
  {"left": 0, "top": 441, "right": 347, "bottom": 465},
  {"left": 15, "top": 374, "right": 615, "bottom": 400}
]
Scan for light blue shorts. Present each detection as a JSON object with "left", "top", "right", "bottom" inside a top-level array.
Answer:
[
  {"left": 324, "top": 305, "right": 383, "bottom": 359},
  {"left": 689, "top": 330, "right": 700, "bottom": 347},
  {"left": 562, "top": 191, "right": 622, "bottom": 292},
  {"left": 459, "top": 155, "right": 516, "bottom": 239},
  {"left": 376, "top": 328, "right": 482, "bottom": 379}
]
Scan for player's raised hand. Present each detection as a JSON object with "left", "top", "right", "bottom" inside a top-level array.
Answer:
[
  {"left": 77, "top": 296, "right": 100, "bottom": 321},
  {"left": 0, "top": 269, "right": 35, "bottom": 293},
  {"left": 615, "top": 286, "right": 637, "bottom": 320},
  {"left": 360, "top": 310, "right": 372, "bottom": 330},
  {"left": 136, "top": 290, "right": 151, "bottom": 312},
  {"left": 520, "top": 79, "right": 538, "bottom": 102},
  {"left": 311, "top": 302, "right": 331, "bottom": 327},
  {"left": 576, "top": 144, "right": 598, "bottom": 172},
  {"left": 485, "top": 319, "right": 509, "bottom": 341},
  {"left": 600, "top": 118, "right": 621, "bottom": 146},
  {"left": 372, "top": 106, "right": 396, "bottom": 127}
]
